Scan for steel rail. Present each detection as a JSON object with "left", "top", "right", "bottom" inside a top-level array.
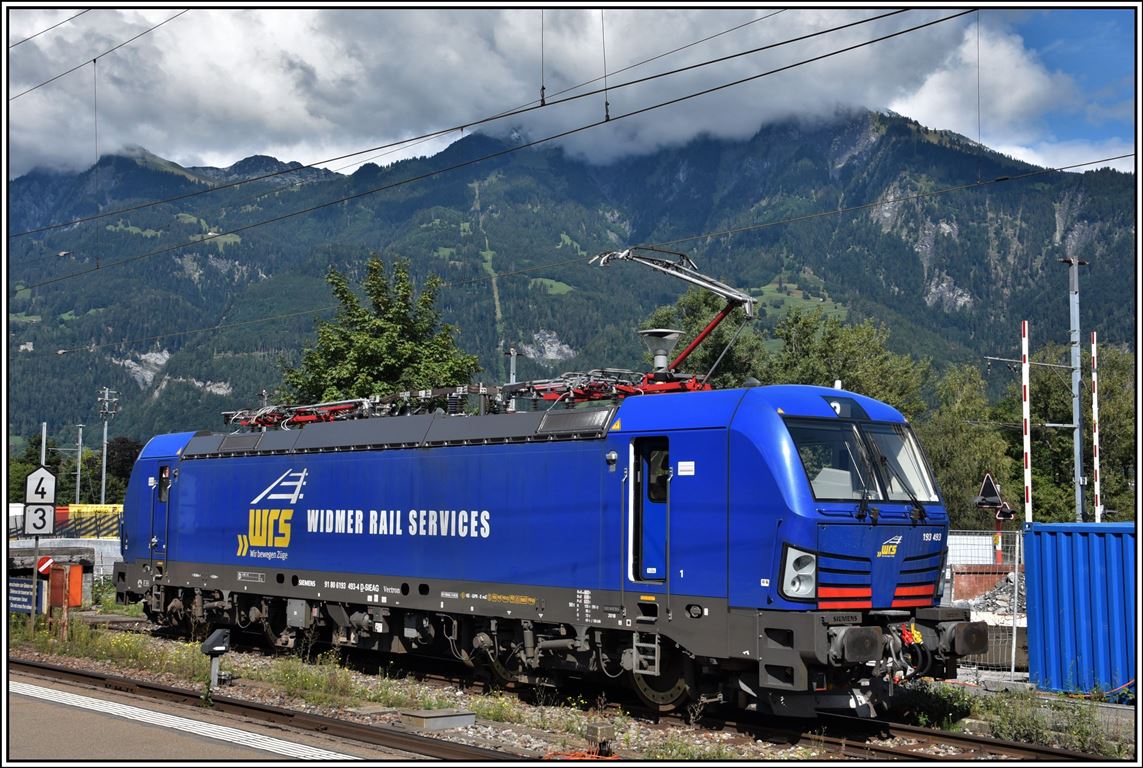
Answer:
[
  {"left": 35, "top": 617, "right": 1100, "bottom": 760},
  {"left": 820, "top": 712, "right": 1094, "bottom": 760},
  {"left": 9, "top": 658, "right": 519, "bottom": 761}
]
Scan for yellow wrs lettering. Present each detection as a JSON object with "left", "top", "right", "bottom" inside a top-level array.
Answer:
[
  {"left": 248, "top": 508, "right": 293, "bottom": 547},
  {"left": 877, "top": 543, "right": 898, "bottom": 558}
]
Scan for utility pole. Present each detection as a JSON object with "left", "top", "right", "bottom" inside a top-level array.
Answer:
[
  {"left": 506, "top": 347, "right": 517, "bottom": 384},
  {"left": 98, "top": 388, "right": 120, "bottom": 504},
  {"left": 1060, "top": 256, "right": 1087, "bottom": 523},
  {"left": 75, "top": 424, "right": 85, "bottom": 504}
]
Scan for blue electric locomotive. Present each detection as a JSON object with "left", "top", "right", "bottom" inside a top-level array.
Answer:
[{"left": 115, "top": 382, "right": 986, "bottom": 715}]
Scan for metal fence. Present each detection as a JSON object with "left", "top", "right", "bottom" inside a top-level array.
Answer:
[{"left": 945, "top": 529, "right": 1025, "bottom": 676}]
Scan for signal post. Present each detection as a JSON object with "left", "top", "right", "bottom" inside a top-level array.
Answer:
[{"left": 24, "top": 465, "right": 58, "bottom": 631}]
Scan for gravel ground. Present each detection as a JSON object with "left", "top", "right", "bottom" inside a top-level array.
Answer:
[{"left": 9, "top": 626, "right": 831, "bottom": 761}]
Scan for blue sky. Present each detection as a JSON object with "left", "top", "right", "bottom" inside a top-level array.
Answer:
[
  {"left": 5, "top": 6, "right": 1138, "bottom": 176},
  {"left": 995, "top": 9, "right": 1134, "bottom": 166},
  {"left": 889, "top": 7, "right": 1136, "bottom": 172}
]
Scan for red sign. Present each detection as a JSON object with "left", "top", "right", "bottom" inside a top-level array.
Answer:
[{"left": 37, "top": 556, "right": 54, "bottom": 575}]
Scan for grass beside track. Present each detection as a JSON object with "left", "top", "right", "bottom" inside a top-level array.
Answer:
[
  {"left": 888, "top": 679, "right": 1133, "bottom": 758},
  {"left": 6, "top": 615, "right": 766, "bottom": 760},
  {"left": 10, "top": 613, "right": 1128, "bottom": 759}
]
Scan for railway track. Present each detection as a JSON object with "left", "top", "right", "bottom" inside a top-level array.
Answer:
[
  {"left": 820, "top": 713, "right": 1095, "bottom": 760},
  {"left": 683, "top": 710, "right": 1095, "bottom": 761},
  {"left": 9, "top": 658, "right": 518, "bottom": 761},
  {"left": 58, "top": 614, "right": 1098, "bottom": 760}
]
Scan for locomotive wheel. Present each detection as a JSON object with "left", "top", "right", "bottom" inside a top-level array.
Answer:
[{"left": 629, "top": 643, "right": 694, "bottom": 713}]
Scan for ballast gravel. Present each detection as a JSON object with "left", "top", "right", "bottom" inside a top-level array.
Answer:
[{"left": 9, "top": 627, "right": 836, "bottom": 761}]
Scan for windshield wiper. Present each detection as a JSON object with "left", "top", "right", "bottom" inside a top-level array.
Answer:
[
  {"left": 856, "top": 485, "right": 879, "bottom": 523},
  {"left": 845, "top": 434, "right": 879, "bottom": 523},
  {"left": 877, "top": 454, "right": 927, "bottom": 522}
]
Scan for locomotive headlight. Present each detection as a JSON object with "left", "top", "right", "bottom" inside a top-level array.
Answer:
[{"left": 781, "top": 546, "right": 817, "bottom": 601}]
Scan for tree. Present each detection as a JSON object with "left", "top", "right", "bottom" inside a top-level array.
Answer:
[
  {"left": 280, "top": 256, "right": 481, "bottom": 402},
  {"left": 107, "top": 436, "right": 144, "bottom": 481},
  {"left": 759, "top": 308, "right": 931, "bottom": 420},
  {"left": 643, "top": 287, "right": 767, "bottom": 389},
  {"left": 8, "top": 435, "right": 63, "bottom": 511},
  {"left": 914, "top": 364, "right": 1018, "bottom": 529},
  {"left": 994, "top": 343, "right": 1135, "bottom": 522}
]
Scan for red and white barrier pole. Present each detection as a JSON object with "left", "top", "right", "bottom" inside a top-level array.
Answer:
[
  {"left": 1022, "top": 321, "right": 1032, "bottom": 523},
  {"left": 1091, "top": 331, "right": 1102, "bottom": 523}
]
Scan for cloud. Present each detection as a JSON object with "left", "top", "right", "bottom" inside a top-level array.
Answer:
[
  {"left": 889, "top": 22, "right": 1080, "bottom": 146},
  {"left": 4, "top": 8, "right": 1131, "bottom": 179},
  {"left": 990, "top": 138, "right": 1135, "bottom": 173}
]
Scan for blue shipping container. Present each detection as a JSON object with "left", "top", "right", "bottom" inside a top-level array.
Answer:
[{"left": 1024, "top": 522, "right": 1135, "bottom": 696}]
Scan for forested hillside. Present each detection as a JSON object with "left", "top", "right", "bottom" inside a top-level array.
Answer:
[{"left": 8, "top": 109, "right": 1134, "bottom": 443}]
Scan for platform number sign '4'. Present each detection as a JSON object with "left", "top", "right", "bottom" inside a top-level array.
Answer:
[
  {"left": 25, "top": 467, "right": 57, "bottom": 505},
  {"left": 24, "top": 467, "right": 57, "bottom": 536}
]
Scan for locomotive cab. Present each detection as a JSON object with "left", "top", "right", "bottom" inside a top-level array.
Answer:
[
  {"left": 724, "top": 386, "right": 987, "bottom": 715},
  {"left": 116, "top": 431, "right": 196, "bottom": 609}
]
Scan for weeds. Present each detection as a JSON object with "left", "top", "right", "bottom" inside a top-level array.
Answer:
[
  {"left": 888, "top": 680, "right": 976, "bottom": 729},
  {"left": 245, "top": 650, "right": 359, "bottom": 705},
  {"left": 978, "top": 689, "right": 1049, "bottom": 744},
  {"left": 470, "top": 692, "right": 524, "bottom": 722},
  {"left": 91, "top": 577, "right": 144, "bottom": 617},
  {"left": 9, "top": 613, "right": 210, "bottom": 682},
  {"left": 1056, "top": 698, "right": 1105, "bottom": 754},
  {"left": 642, "top": 730, "right": 735, "bottom": 760}
]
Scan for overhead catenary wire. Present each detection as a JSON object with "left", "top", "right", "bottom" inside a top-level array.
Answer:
[
  {"left": 93, "top": 57, "right": 99, "bottom": 190},
  {"left": 10, "top": 7, "right": 805, "bottom": 239},
  {"left": 6, "top": 6, "right": 873, "bottom": 238},
  {"left": 24, "top": 8, "right": 968, "bottom": 291},
  {"left": 330, "top": 9, "right": 788, "bottom": 174},
  {"left": 9, "top": 9, "right": 189, "bottom": 101},
  {"left": 600, "top": 9, "right": 610, "bottom": 121},
  {"left": 976, "top": 9, "right": 982, "bottom": 182},
  {"left": 485, "top": 9, "right": 788, "bottom": 126},
  {"left": 540, "top": 12, "right": 546, "bottom": 82},
  {"left": 9, "top": 9, "right": 91, "bottom": 48},
  {"left": 49, "top": 152, "right": 1129, "bottom": 358}
]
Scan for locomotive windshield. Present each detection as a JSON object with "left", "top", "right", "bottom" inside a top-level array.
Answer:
[
  {"left": 862, "top": 423, "right": 939, "bottom": 502},
  {"left": 786, "top": 420, "right": 882, "bottom": 500},
  {"left": 786, "top": 418, "right": 938, "bottom": 503}
]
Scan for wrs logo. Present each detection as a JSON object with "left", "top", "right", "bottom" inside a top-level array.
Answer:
[
  {"left": 876, "top": 535, "right": 903, "bottom": 559},
  {"left": 237, "top": 469, "right": 306, "bottom": 556}
]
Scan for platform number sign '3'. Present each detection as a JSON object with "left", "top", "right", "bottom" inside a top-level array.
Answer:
[
  {"left": 24, "top": 503, "right": 56, "bottom": 535},
  {"left": 24, "top": 467, "right": 57, "bottom": 536}
]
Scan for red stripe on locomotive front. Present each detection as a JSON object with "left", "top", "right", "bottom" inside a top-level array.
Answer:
[
  {"left": 818, "top": 587, "right": 873, "bottom": 598},
  {"left": 894, "top": 584, "right": 935, "bottom": 597}
]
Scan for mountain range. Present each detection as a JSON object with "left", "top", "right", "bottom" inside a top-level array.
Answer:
[{"left": 7, "top": 109, "right": 1135, "bottom": 443}]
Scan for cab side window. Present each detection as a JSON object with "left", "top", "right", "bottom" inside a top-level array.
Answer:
[
  {"left": 646, "top": 448, "right": 670, "bottom": 502},
  {"left": 158, "top": 466, "right": 171, "bottom": 502}
]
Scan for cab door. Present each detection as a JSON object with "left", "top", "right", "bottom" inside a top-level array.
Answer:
[
  {"left": 632, "top": 438, "right": 669, "bottom": 581},
  {"left": 149, "top": 463, "right": 171, "bottom": 567}
]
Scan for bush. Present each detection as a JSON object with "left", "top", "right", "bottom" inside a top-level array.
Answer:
[
  {"left": 978, "top": 690, "right": 1048, "bottom": 744},
  {"left": 888, "top": 680, "right": 977, "bottom": 728}
]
